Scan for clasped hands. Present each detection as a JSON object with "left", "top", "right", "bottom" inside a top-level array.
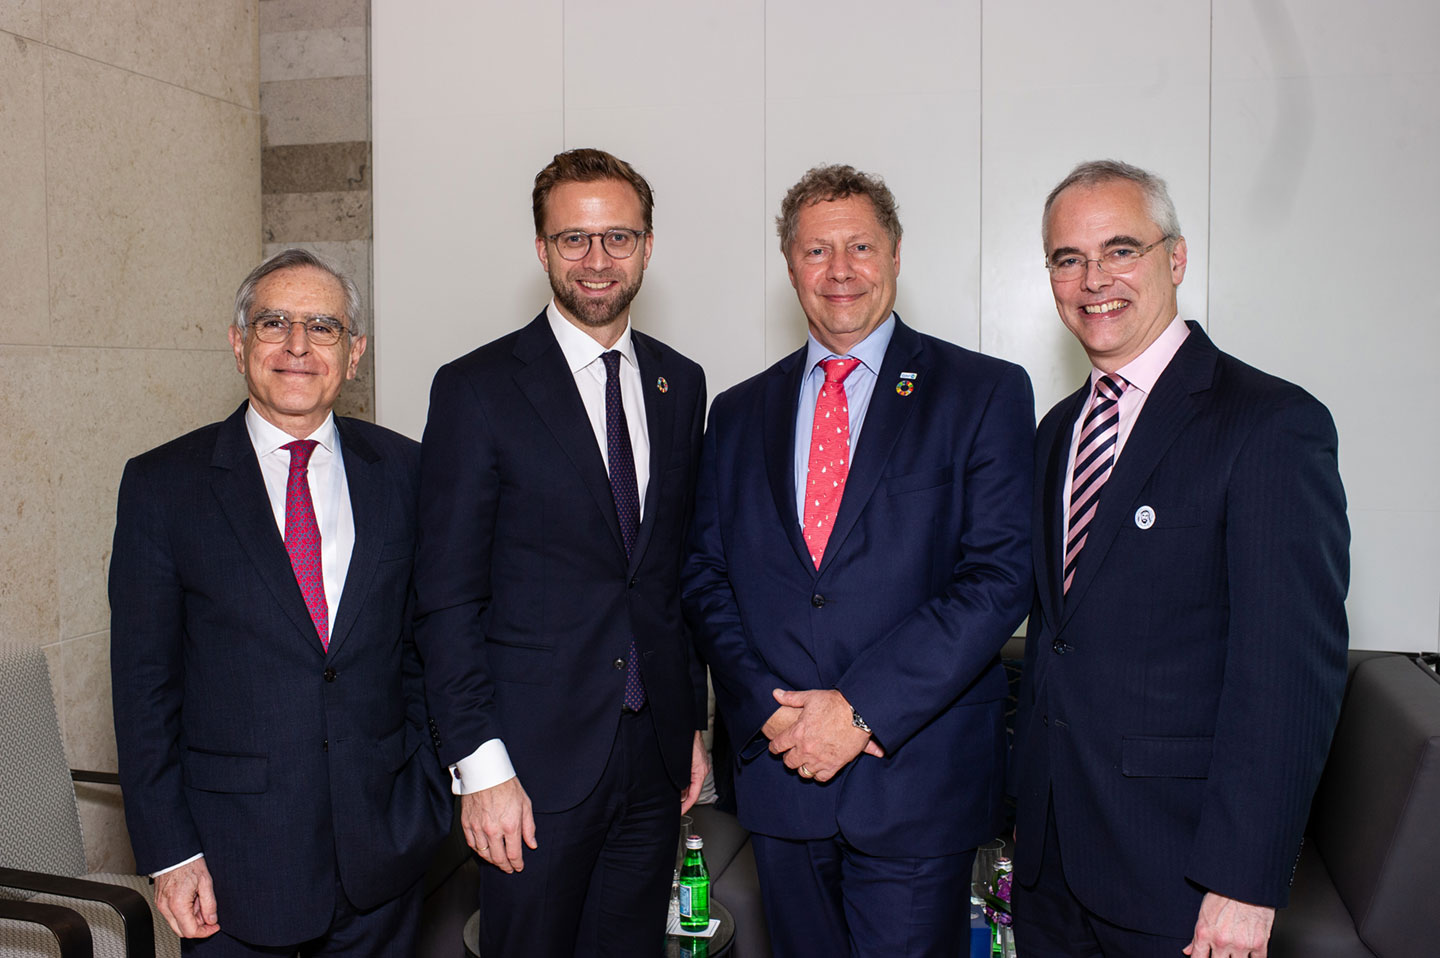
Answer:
[{"left": 764, "top": 688, "right": 883, "bottom": 782}]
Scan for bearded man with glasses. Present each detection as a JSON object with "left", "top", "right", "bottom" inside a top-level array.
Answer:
[
  {"left": 1010, "top": 160, "right": 1349, "bottom": 958},
  {"left": 413, "top": 148, "right": 709, "bottom": 957}
]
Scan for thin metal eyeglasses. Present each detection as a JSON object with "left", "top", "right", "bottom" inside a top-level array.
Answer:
[
  {"left": 1045, "top": 236, "right": 1173, "bottom": 282},
  {"left": 247, "top": 311, "right": 351, "bottom": 347},
  {"left": 546, "top": 229, "right": 648, "bottom": 261}
]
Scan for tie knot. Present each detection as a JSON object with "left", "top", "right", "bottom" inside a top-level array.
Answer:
[
  {"left": 282, "top": 439, "right": 318, "bottom": 472},
  {"left": 1095, "top": 374, "right": 1127, "bottom": 402},
  {"left": 601, "top": 350, "right": 622, "bottom": 378},
  {"left": 821, "top": 357, "right": 861, "bottom": 384}
]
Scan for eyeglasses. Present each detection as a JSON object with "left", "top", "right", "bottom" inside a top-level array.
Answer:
[
  {"left": 1045, "top": 237, "right": 1173, "bottom": 282},
  {"left": 546, "top": 229, "right": 648, "bottom": 261},
  {"left": 247, "top": 312, "right": 350, "bottom": 347}
]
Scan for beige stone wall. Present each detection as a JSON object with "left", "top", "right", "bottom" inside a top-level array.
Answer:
[{"left": 0, "top": 2, "right": 261, "bottom": 872}]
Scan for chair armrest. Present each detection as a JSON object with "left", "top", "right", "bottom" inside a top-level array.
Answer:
[
  {"left": 69, "top": 769, "right": 121, "bottom": 786},
  {"left": 0, "top": 897, "right": 95, "bottom": 957},
  {"left": 0, "top": 866, "right": 153, "bottom": 956}
]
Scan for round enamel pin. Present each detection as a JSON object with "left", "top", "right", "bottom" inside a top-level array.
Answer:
[
  {"left": 656, "top": 377, "right": 668, "bottom": 393},
  {"left": 1134, "top": 505, "right": 1155, "bottom": 529},
  {"left": 895, "top": 380, "right": 914, "bottom": 396}
]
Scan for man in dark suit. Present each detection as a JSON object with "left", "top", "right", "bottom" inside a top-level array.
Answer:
[
  {"left": 413, "top": 148, "right": 708, "bottom": 957},
  {"left": 109, "top": 249, "right": 451, "bottom": 955},
  {"left": 1011, "top": 160, "right": 1350, "bottom": 958},
  {"left": 681, "top": 164, "right": 1035, "bottom": 957}
]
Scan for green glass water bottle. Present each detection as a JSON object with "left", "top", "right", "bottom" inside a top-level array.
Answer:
[{"left": 678, "top": 834, "right": 711, "bottom": 932}]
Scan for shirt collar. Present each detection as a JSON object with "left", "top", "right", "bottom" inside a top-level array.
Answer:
[
  {"left": 244, "top": 404, "right": 339, "bottom": 458},
  {"left": 546, "top": 300, "right": 637, "bottom": 375},
  {"left": 1098, "top": 315, "right": 1190, "bottom": 397},
  {"left": 804, "top": 312, "right": 897, "bottom": 376}
]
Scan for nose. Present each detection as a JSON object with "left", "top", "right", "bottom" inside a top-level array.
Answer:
[
  {"left": 828, "top": 249, "right": 854, "bottom": 282},
  {"left": 1081, "top": 259, "right": 1113, "bottom": 292},
  {"left": 579, "top": 237, "right": 615, "bottom": 270},
  {"left": 283, "top": 321, "right": 311, "bottom": 353}
]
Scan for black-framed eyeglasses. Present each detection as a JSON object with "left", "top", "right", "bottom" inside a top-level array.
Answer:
[
  {"left": 546, "top": 229, "right": 648, "bottom": 261},
  {"left": 1045, "top": 236, "right": 1174, "bottom": 282},
  {"left": 247, "top": 311, "right": 350, "bottom": 346}
]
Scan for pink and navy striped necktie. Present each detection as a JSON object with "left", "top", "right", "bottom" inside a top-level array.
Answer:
[
  {"left": 282, "top": 439, "right": 329, "bottom": 649},
  {"left": 1064, "top": 374, "right": 1127, "bottom": 594}
]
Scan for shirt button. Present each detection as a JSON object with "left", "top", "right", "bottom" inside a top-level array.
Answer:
[
  {"left": 323, "top": 668, "right": 337, "bottom": 682},
  {"left": 613, "top": 658, "right": 625, "bottom": 670},
  {"left": 811, "top": 594, "right": 826, "bottom": 608}
]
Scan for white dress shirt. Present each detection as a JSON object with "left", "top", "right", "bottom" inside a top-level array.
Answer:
[{"left": 448, "top": 302, "right": 651, "bottom": 795}]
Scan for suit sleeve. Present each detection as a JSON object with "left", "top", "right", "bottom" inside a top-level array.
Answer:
[
  {"left": 1185, "top": 394, "right": 1349, "bottom": 907},
  {"left": 683, "top": 377, "right": 711, "bottom": 732},
  {"left": 834, "top": 362, "right": 1036, "bottom": 750},
  {"left": 682, "top": 400, "right": 790, "bottom": 749},
  {"left": 412, "top": 364, "right": 505, "bottom": 767},
  {"left": 109, "top": 456, "right": 203, "bottom": 874}
]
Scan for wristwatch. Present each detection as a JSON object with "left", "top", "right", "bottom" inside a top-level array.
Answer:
[{"left": 851, "top": 707, "right": 872, "bottom": 734}]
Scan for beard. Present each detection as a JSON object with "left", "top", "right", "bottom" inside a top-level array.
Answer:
[{"left": 550, "top": 267, "right": 644, "bottom": 329}]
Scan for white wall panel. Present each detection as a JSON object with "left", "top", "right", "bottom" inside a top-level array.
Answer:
[{"left": 979, "top": 0, "right": 1211, "bottom": 416}]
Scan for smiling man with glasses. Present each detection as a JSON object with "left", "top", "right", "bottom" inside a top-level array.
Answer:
[
  {"left": 413, "top": 148, "right": 709, "bottom": 957},
  {"left": 1011, "top": 160, "right": 1350, "bottom": 958}
]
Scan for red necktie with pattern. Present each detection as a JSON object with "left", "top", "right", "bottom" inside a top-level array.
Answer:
[
  {"left": 1064, "top": 374, "right": 1127, "bottom": 593},
  {"left": 282, "top": 439, "right": 329, "bottom": 650},
  {"left": 802, "top": 357, "right": 862, "bottom": 569}
]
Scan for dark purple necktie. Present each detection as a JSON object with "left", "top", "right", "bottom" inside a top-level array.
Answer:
[
  {"left": 601, "top": 351, "right": 646, "bottom": 711},
  {"left": 282, "top": 439, "right": 329, "bottom": 650}
]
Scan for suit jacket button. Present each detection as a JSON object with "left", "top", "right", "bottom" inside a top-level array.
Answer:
[
  {"left": 811, "top": 594, "right": 826, "bottom": 608},
  {"left": 1051, "top": 638, "right": 1070, "bottom": 655},
  {"left": 323, "top": 668, "right": 337, "bottom": 682},
  {"left": 322, "top": 739, "right": 329, "bottom": 752},
  {"left": 1042, "top": 715, "right": 1048, "bottom": 727},
  {"left": 613, "top": 658, "right": 625, "bottom": 670},
  {"left": 628, "top": 576, "right": 638, "bottom": 588}
]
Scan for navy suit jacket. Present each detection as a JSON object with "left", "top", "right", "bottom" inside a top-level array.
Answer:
[
  {"left": 413, "top": 313, "right": 707, "bottom": 811},
  {"left": 682, "top": 317, "right": 1034, "bottom": 858},
  {"left": 1013, "top": 322, "right": 1349, "bottom": 936},
  {"left": 110, "top": 405, "right": 451, "bottom": 946}
]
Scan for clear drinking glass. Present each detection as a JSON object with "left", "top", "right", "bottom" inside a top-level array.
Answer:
[{"left": 971, "top": 838, "right": 1006, "bottom": 905}]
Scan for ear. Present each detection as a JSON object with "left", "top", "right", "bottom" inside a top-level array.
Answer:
[
  {"left": 227, "top": 325, "right": 246, "bottom": 373},
  {"left": 346, "top": 335, "right": 368, "bottom": 380},
  {"left": 1169, "top": 235, "right": 1188, "bottom": 286},
  {"left": 535, "top": 234, "right": 551, "bottom": 273},
  {"left": 640, "top": 230, "right": 654, "bottom": 270},
  {"left": 891, "top": 237, "right": 902, "bottom": 277}
]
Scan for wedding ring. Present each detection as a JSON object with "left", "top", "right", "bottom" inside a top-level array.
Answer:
[{"left": 800, "top": 765, "right": 813, "bottom": 778}]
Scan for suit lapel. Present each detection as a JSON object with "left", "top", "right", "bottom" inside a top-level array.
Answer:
[
  {"left": 763, "top": 347, "right": 815, "bottom": 572},
  {"left": 819, "top": 319, "right": 924, "bottom": 573},
  {"left": 511, "top": 313, "right": 627, "bottom": 556},
  {"left": 1059, "top": 323, "right": 1218, "bottom": 624},
  {"left": 211, "top": 405, "right": 325, "bottom": 650},
  {"left": 1037, "top": 386, "right": 1087, "bottom": 625},
  {"left": 629, "top": 332, "right": 673, "bottom": 574},
  {"left": 328, "top": 419, "right": 386, "bottom": 658}
]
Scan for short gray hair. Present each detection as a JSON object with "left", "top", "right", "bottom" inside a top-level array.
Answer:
[
  {"left": 232, "top": 248, "right": 365, "bottom": 338},
  {"left": 1042, "top": 159, "right": 1182, "bottom": 251}
]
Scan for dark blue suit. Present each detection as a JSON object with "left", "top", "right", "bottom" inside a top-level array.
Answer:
[
  {"left": 683, "top": 317, "right": 1034, "bottom": 949},
  {"left": 1013, "top": 322, "right": 1349, "bottom": 941},
  {"left": 110, "top": 405, "right": 451, "bottom": 948},
  {"left": 413, "top": 312, "right": 707, "bottom": 953}
]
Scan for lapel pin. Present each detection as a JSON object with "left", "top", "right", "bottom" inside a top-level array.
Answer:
[
  {"left": 656, "top": 376, "right": 668, "bottom": 393},
  {"left": 1134, "top": 505, "right": 1155, "bottom": 530},
  {"left": 895, "top": 380, "right": 914, "bottom": 396},
  {"left": 900, "top": 372, "right": 917, "bottom": 379}
]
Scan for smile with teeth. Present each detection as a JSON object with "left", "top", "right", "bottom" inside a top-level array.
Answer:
[
  {"left": 578, "top": 280, "right": 615, "bottom": 290},
  {"left": 1083, "top": 299, "right": 1128, "bottom": 314}
]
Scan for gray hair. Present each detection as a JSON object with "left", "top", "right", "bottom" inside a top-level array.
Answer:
[
  {"left": 232, "top": 248, "right": 365, "bottom": 338},
  {"left": 776, "top": 164, "right": 903, "bottom": 255},
  {"left": 1042, "top": 159, "right": 1182, "bottom": 251}
]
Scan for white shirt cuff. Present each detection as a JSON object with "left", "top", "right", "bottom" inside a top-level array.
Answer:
[
  {"left": 151, "top": 852, "right": 203, "bottom": 877},
  {"left": 450, "top": 738, "right": 516, "bottom": 795}
]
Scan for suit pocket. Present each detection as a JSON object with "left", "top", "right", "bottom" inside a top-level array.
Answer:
[
  {"left": 487, "top": 639, "right": 555, "bottom": 686},
  {"left": 885, "top": 465, "right": 954, "bottom": 497},
  {"left": 1121, "top": 736, "right": 1213, "bottom": 779},
  {"left": 182, "top": 747, "right": 269, "bottom": 793}
]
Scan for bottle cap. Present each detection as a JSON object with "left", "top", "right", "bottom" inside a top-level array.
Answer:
[{"left": 685, "top": 835, "right": 704, "bottom": 849}]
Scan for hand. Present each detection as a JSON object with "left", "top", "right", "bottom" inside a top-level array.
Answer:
[
  {"left": 761, "top": 704, "right": 802, "bottom": 742},
  {"left": 153, "top": 857, "right": 219, "bottom": 938},
  {"left": 461, "top": 776, "right": 537, "bottom": 874},
  {"left": 1184, "top": 892, "right": 1275, "bottom": 958},
  {"left": 766, "top": 688, "right": 883, "bottom": 782},
  {"left": 681, "top": 731, "right": 710, "bottom": 814}
]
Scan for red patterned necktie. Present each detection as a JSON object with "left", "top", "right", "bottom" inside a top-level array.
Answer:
[
  {"left": 1064, "top": 374, "right": 1127, "bottom": 593},
  {"left": 802, "top": 357, "right": 862, "bottom": 569},
  {"left": 601, "top": 351, "right": 645, "bottom": 711},
  {"left": 282, "top": 439, "right": 328, "bottom": 650}
]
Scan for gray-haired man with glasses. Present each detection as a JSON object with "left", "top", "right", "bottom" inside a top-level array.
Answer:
[
  {"left": 1011, "top": 160, "right": 1349, "bottom": 958},
  {"left": 413, "top": 148, "right": 709, "bottom": 956},
  {"left": 110, "top": 248, "right": 451, "bottom": 955}
]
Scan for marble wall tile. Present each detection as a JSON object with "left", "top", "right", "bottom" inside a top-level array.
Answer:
[
  {"left": 44, "top": 0, "right": 258, "bottom": 109},
  {"left": 0, "top": 0, "right": 44, "bottom": 40},
  {"left": 44, "top": 48, "right": 262, "bottom": 352},
  {"left": 59, "top": 630, "right": 115, "bottom": 771},
  {"left": 261, "top": 26, "right": 366, "bottom": 82},
  {"left": 262, "top": 141, "right": 370, "bottom": 194},
  {"left": 76, "top": 781, "right": 133, "bottom": 873},
  {"left": 53, "top": 347, "right": 247, "bottom": 640},
  {"left": 0, "top": 34, "right": 49, "bottom": 345},
  {"left": 261, "top": 0, "right": 367, "bottom": 34},
  {"left": 263, "top": 191, "right": 371, "bottom": 243},
  {"left": 0, "top": 346, "right": 58, "bottom": 646},
  {"left": 261, "top": 76, "right": 368, "bottom": 146}
]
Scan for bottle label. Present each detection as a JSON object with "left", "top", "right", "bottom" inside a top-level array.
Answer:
[{"left": 679, "top": 885, "right": 692, "bottom": 917}]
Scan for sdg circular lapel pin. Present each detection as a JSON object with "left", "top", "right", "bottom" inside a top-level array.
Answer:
[{"left": 896, "top": 371, "right": 918, "bottom": 396}]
